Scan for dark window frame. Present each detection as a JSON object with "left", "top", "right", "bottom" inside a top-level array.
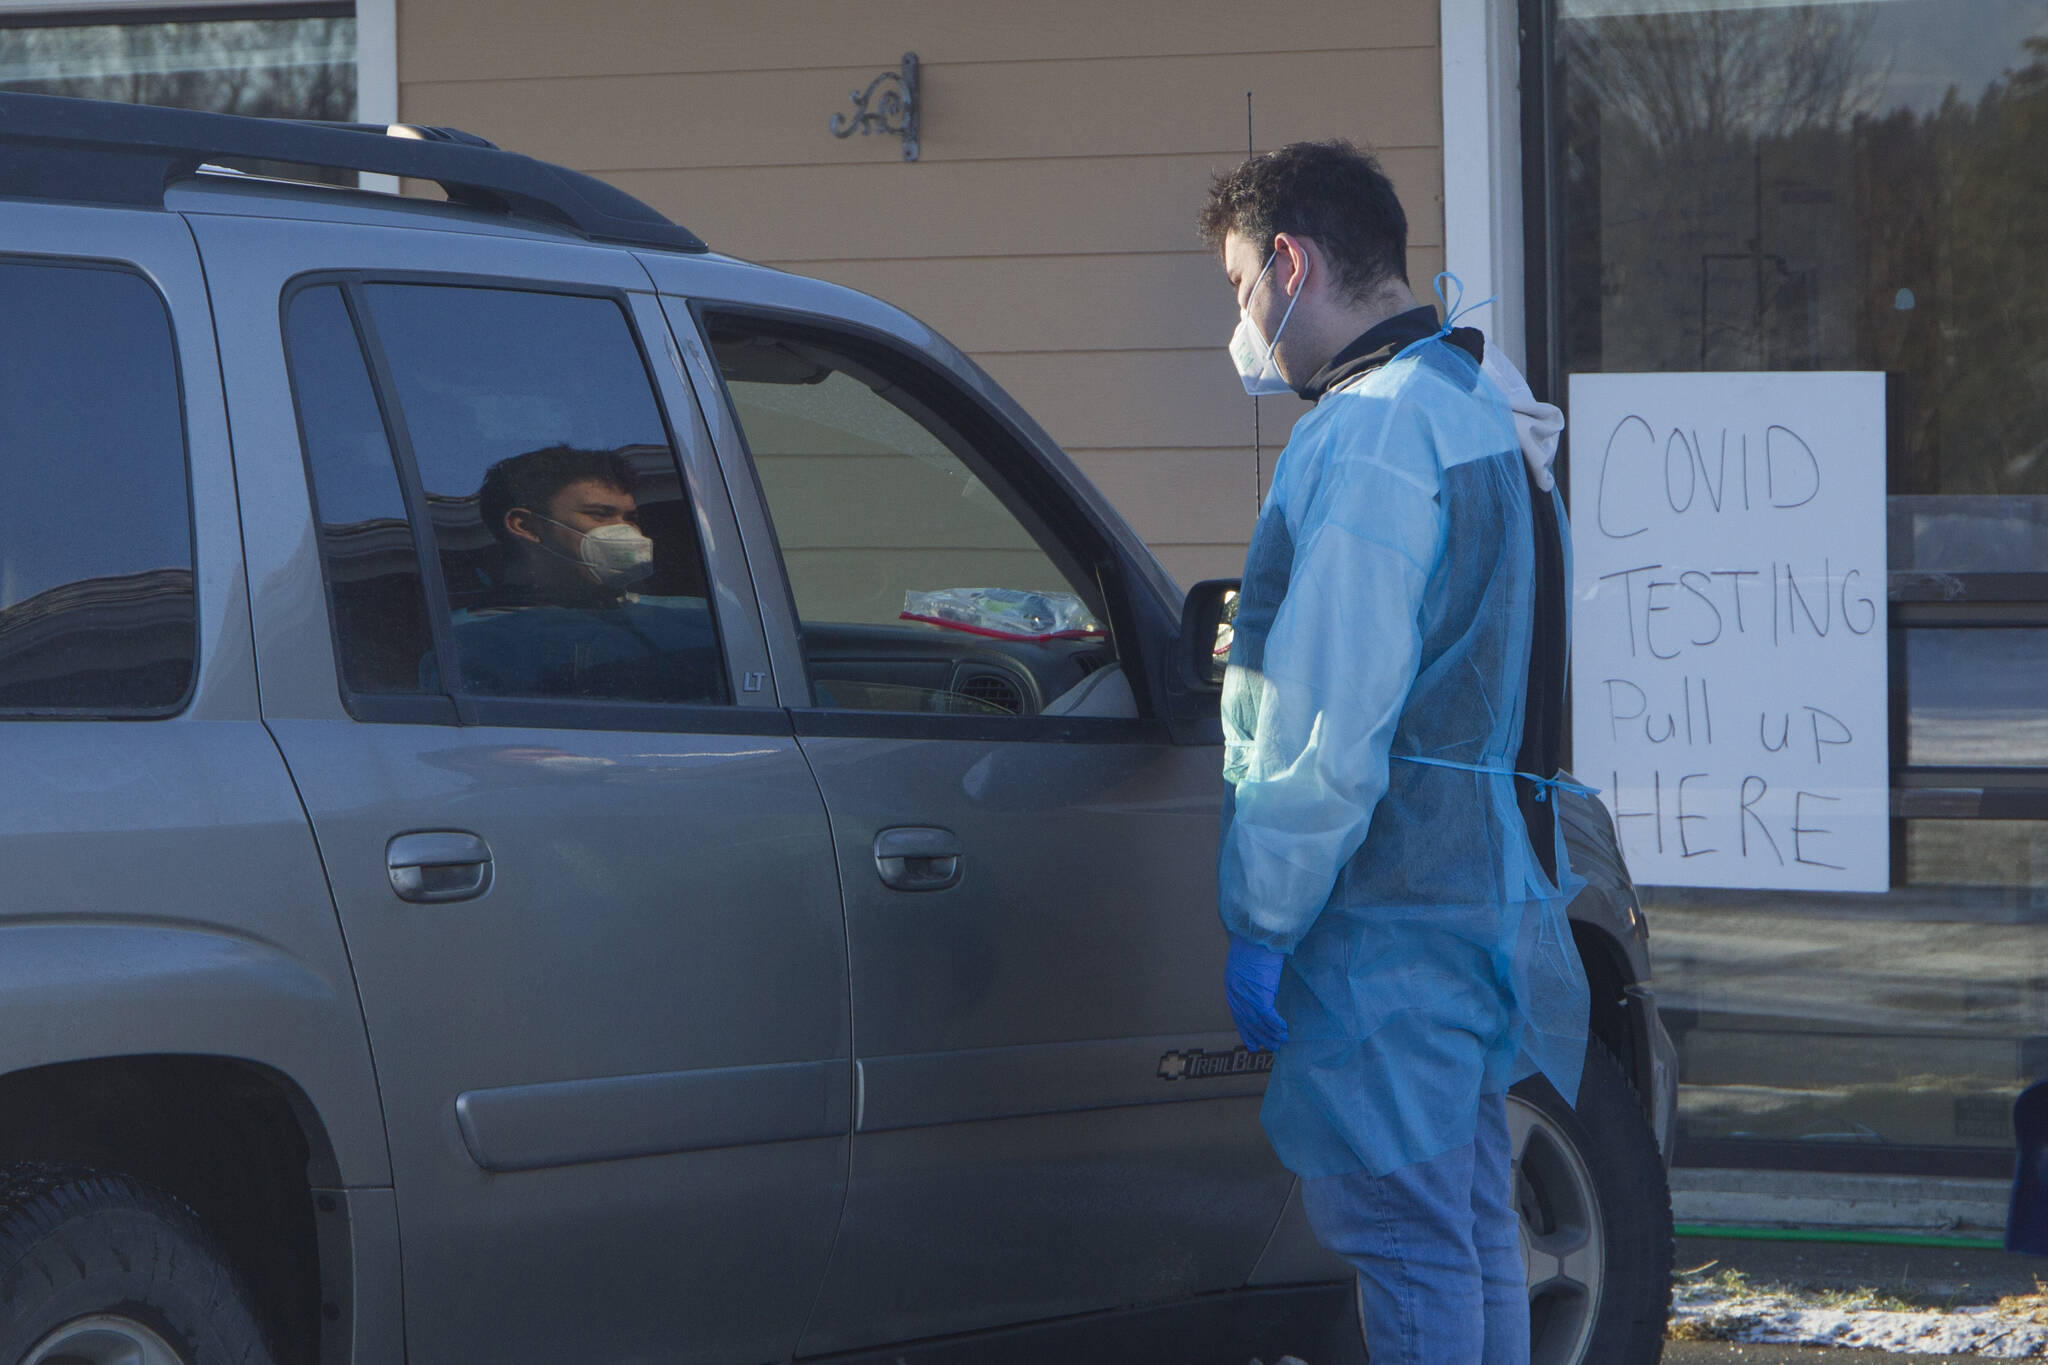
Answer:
[
  {"left": 280, "top": 280, "right": 452, "bottom": 725},
  {"left": 281, "top": 269, "right": 741, "bottom": 728},
  {"left": 0, "top": 253, "right": 199, "bottom": 721}
]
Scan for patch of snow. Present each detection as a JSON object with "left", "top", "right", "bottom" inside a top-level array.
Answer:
[{"left": 1674, "top": 1280, "right": 2048, "bottom": 1358}]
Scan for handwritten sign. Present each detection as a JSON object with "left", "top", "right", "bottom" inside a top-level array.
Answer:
[{"left": 1567, "top": 373, "right": 1888, "bottom": 892}]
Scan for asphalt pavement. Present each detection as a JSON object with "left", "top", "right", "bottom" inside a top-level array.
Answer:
[{"left": 1675, "top": 1233, "right": 2045, "bottom": 1310}]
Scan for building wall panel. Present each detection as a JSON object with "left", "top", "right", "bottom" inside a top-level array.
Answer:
[
  {"left": 401, "top": 1, "right": 1436, "bottom": 83},
  {"left": 399, "top": 0, "right": 1445, "bottom": 588},
  {"left": 404, "top": 48, "right": 1440, "bottom": 170},
  {"left": 602, "top": 148, "right": 1444, "bottom": 262}
]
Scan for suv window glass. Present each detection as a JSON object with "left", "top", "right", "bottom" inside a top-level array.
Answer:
[
  {"left": 361, "top": 284, "right": 726, "bottom": 706},
  {"left": 285, "top": 285, "right": 434, "bottom": 697},
  {"left": 704, "top": 317, "right": 1127, "bottom": 719},
  {"left": 0, "top": 261, "right": 194, "bottom": 713}
]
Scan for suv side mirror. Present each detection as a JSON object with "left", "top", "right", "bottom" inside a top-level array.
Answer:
[{"left": 1178, "top": 579, "right": 1240, "bottom": 691}]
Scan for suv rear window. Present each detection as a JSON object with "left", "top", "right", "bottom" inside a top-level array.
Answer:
[{"left": 0, "top": 260, "right": 195, "bottom": 714}]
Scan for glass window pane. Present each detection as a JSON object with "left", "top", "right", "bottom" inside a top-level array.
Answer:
[
  {"left": 0, "top": 13, "right": 355, "bottom": 181},
  {"left": 1905, "top": 628, "right": 2048, "bottom": 766},
  {"left": 286, "top": 285, "right": 434, "bottom": 698},
  {"left": 1650, "top": 821, "right": 2048, "bottom": 1151},
  {"left": 362, "top": 284, "right": 726, "bottom": 707},
  {"left": 1556, "top": 1, "right": 2048, "bottom": 578},
  {"left": 704, "top": 318, "right": 1125, "bottom": 718},
  {"left": 1890, "top": 495, "right": 2048, "bottom": 574},
  {"left": 0, "top": 261, "right": 194, "bottom": 712}
]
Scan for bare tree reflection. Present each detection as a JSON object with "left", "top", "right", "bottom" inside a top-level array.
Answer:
[
  {"left": 0, "top": 17, "right": 355, "bottom": 182},
  {"left": 1562, "top": 8, "right": 2048, "bottom": 497}
]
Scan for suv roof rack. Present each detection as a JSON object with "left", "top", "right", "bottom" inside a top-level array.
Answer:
[{"left": 0, "top": 90, "right": 707, "bottom": 253}]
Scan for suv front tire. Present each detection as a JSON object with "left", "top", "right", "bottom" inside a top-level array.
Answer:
[
  {"left": 1510, "top": 1042, "right": 1674, "bottom": 1364},
  {"left": 0, "top": 1165, "right": 274, "bottom": 1365}
]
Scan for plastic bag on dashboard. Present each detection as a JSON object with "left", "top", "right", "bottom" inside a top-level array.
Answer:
[{"left": 900, "top": 588, "right": 1106, "bottom": 643}]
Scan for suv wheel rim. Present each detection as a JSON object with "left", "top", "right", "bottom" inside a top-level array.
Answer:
[
  {"left": 1507, "top": 1094, "right": 1605, "bottom": 1365},
  {"left": 22, "top": 1315, "right": 187, "bottom": 1365}
]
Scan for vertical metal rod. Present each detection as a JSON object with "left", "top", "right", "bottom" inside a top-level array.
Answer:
[
  {"left": 1248, "top": 91, "right": 1261, "bottom": 514},
  {"left": 1753, "top": 144, "right": 1766, "bottom": 364}
]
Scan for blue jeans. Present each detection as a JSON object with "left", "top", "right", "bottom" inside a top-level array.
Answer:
[{"left": 1298, "top": 1092, "right": 1527, "bottom": 1365}]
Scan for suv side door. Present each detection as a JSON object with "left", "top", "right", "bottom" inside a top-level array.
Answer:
[
  {"left": 654, "top": 277, "right": 1295, "bottom": 1355},
  {"left": 193, "top": 214, "right": 850, "bottom": 1365}
]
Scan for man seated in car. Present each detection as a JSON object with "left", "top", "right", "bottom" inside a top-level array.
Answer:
[{"left": 437, "top": 445, "right": 721, "bottom": 703}]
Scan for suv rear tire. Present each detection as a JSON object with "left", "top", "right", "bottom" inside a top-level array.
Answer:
[
  {"left": 1509, "top": 1042, "right": 1673, "bottom": 1365},
  {"left": 0, "top": 1164, "right": 275, "bottom": 1365}
]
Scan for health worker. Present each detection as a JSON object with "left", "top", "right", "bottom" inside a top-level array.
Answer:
[{"left": 1198, "top": 140, "right": 1590, "bottom": 1365}]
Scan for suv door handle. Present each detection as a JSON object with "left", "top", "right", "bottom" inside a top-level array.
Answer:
[
  {"left": 387, "top": 831, "right": 494, "bottom": 903},
  {"left": 873, "top": 827, "right": 962, "bottom": 892}
]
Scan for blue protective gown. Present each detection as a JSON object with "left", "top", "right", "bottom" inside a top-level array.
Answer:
[{"left": 1218, "top": 331, "right": 1590, "bottom": 1180}]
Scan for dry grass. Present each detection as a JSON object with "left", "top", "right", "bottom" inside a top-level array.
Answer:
[
  {"left": 1668, "top": 1261, "right": 1923, "bottom": 1341},
  {"left": 1991, "top": 1277, "right": 2048, "bottom": 1325}
]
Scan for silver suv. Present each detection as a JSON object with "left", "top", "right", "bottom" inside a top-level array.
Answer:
[{"left": 0, "top": 93, "right": 1677, "bottom": 1365}]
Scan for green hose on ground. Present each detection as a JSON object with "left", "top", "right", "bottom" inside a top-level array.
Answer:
[{"left": 1674, "top": 1222, "right": 2004, "bottom": 1251}]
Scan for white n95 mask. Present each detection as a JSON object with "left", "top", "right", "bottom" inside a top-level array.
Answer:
[
  {"left": 534, "top": 514, "right": 656, "bottom": 588},
  {"left": 573, "top": 522, "right": 656, "bottom": 587},
  {"left": 1228, "top": 252, "right": 1301, "bottom": 397}
]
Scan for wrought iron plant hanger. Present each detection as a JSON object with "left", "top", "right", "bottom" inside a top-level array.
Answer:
[{"left": 828, "top": 52, "right": 919, "bottom": 161}]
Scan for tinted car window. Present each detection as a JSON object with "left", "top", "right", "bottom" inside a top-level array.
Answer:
[
  {"left": 0, "top": 261, "right": 194, "bottom": 713},
  {"left": 360, "top": 284, "right": 726, "bottom": 706},
  {"left": 285, "top": 284, "right": 434, "bottom": 697}
]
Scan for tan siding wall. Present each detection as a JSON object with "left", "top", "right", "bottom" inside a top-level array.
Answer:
[{"left": 399, "top": 1, "right": 1444, "bottom": 589}]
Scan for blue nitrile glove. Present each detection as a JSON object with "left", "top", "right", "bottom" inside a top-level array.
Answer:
[{"left": 1225, "top": 933, "right": 1289, "bottom": 1052}]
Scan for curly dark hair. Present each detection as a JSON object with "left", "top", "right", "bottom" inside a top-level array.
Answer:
[
  {"left": 1196, "top": 140, "right": 1409, "bottom": 299},
  {"left": 477, "top": 445, "right": 637, "bottom": 545}
]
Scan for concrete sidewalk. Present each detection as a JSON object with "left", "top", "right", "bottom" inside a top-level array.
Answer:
[{"left": 1673, "top": 1169, "right": 2011, "bottom": 1239}]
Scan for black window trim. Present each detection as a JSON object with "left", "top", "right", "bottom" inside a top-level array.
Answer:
[
  {"left": 687, "top": 299, "right": 1166, "bottom": 743},
  {"left": 281, "top": 268, "right": 738, "bottom": 725},
  {"left": 0, "top": 252, "right": 200, "bottom": 721},
  {"left": 279, "top": 275, "right": 465, "bottom": 724},
  {"left": 347, "top": 278, "right": 481, "bottom": 721}
]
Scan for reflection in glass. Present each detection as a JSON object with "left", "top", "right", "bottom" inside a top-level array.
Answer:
[
  {"left": 286, "top": 286, "right": 433, "bottom": 697},
  {"left": 704, "top": 318, "right": 1125, "bottom": 719},
  {"left": 1558, "top": 1, "right": 2048, "bottom": 500},
  {"left": 1650, "top": 821, "right": 2048, "bottom": 1150},
  {"left": 1890, "top": 495, "right": 2048, "bottom": 573},
  {"left": 1559, "top": 2, "right": 2048, "bottom": 1157},
  {"left": 0, "top": 13, "right": 356, "bottom": 182},
  {"left": 719, "top": 364, "right": 1065, "bottom": 629},
  {"left": 0, "top": 263, "right": 194, "bottom": 712},
  {"left": 0, "top": 13, "right": 353, "bottom": 115},
  {"left": 360, "top": 285, "right": 725, "bottom": 706},
  {"left": 1905, "top": 629, "right": 2048, "bottom": 766}
]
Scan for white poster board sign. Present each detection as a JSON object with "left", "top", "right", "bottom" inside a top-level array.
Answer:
[{"left": 1567, "top": 372, "right": 1889, "bottom": 892}]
